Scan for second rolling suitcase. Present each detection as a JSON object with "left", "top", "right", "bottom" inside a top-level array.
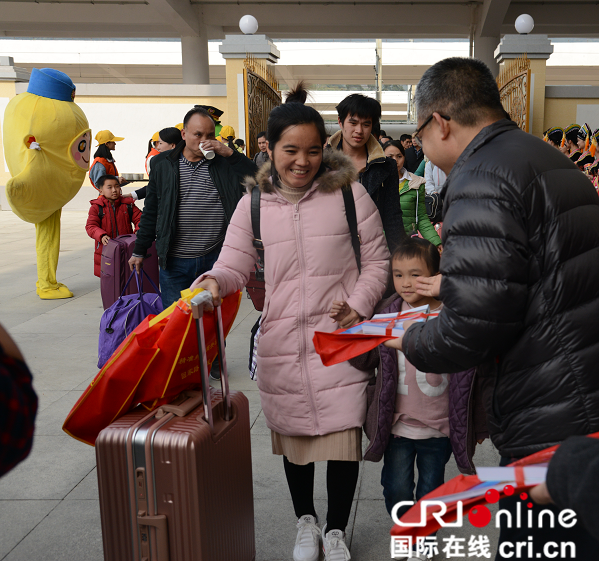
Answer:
[
  {"left": 96, "top": 292, "right": 255, "bottom": 561},
  {"left": 100, "top": 234, "right": 160, "bottom": 309}
]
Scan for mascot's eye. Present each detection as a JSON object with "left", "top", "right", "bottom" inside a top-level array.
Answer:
[{"left": 78, "top": 140, "right": 87, "bottom": 153}]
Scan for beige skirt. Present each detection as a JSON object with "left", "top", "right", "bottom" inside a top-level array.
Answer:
[{"left": 271, "top": 428, "right": 362, "bottom": 465}]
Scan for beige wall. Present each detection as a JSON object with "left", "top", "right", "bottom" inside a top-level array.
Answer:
[
  {"left": 0, "top": 82, "right": 18, "bottom": 191},
  {"left": 529, "top": 60, "right": 547, "bottom": 138},
  {"left": 544, "top": 98, "right": 599, "bottom": 130}
]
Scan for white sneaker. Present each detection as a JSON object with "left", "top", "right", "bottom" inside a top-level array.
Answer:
[
  {"left": 322, "top": 526, "right": 351, "bottom": 561},
  {"left": 293, "top": 515, "right": 320, "bottom": 561}
]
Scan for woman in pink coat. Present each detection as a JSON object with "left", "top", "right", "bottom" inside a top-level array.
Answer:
[{"left": 192, "top": 85, "right": 389, "bottom": 561}]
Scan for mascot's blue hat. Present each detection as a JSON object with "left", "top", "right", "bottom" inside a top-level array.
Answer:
[{"left": 27, "top": 68, "right": 76, "bottom": 102}]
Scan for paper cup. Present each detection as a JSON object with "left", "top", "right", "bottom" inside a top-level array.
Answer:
[{"left": 199, "top": 143, "right": 215, "bottom": 160}]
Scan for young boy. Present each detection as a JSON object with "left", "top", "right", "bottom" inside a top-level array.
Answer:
[
  {"left": 85, "top": 175, "right": 142, "bottom": 277},
  {"left": 329, "top": 93, "right": 406, "bottom": 250},
  {"left": 331, "top": 238, "right": 453, "bottom": 561}
]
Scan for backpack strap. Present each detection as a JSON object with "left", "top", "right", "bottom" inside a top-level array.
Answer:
[
  {"left": 342, "top": 187, "right": 362, "bottom": 273},
  {"left": 97, "top": 205, "right": 104, "bottom": 221},
  {"left": 250, "top": 186, "right": 265, "bottom": 279},
  {"left": 127, "top": 203, "right": 133, "bottom": 223}
]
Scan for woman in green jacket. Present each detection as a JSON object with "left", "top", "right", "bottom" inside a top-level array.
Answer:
[{"left": 383, "top": 140, "right": 441, "bottom": 247}]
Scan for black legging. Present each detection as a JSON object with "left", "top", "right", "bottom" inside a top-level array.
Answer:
[{"left": 283, "top": 456, "right": 360, "bottom": 533}]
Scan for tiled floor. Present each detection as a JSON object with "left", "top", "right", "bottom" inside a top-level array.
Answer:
[{"left": 0, "top": 210, "right": 500, "bottom": 560}]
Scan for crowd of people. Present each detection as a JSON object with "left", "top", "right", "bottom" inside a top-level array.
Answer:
[
  {"left": 184, "top": 57, "right": 599, "bottom": 561},
  {"left": 544, "top": 122, "right": 599, "bottom": 189},
  {"left": 4, "top": 55, "right": 599, "bottom": 561}
]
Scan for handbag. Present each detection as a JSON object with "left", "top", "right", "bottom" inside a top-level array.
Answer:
[
  {"left": 425, "top": 191, "right": 443, "bottom": 224},
  {"left": 97, "top": 270, "right": 163, "bottom": 369},
  {"left": 64, "top": 288, "right": 241, "bottom": 445}
]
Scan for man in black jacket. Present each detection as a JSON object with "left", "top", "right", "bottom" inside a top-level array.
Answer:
[
  {"left": 129, "top": 107, "right": 257, "bottom": 307},
  {"left": 330, "top": 94, "right": 407, "bottom": 251},
  {"left": 389, "top": 57, "right": 599, "bottom": 557},
  {"left": 403, "top": 133, "right": 424, "bottom": 173}
]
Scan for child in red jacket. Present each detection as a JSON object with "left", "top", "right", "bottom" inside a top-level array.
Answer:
[{"left": 85, "top": 175, "right": 142, "bottom": 277}]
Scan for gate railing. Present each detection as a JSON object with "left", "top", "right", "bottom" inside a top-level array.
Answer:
[
  {"left": 244, "top": 55, "right": 282, "bottom": 159},
  {"left": 496, "top": 54, "right": 531, "bottom": 133}
]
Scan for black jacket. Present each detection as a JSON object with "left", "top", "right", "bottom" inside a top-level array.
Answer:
[
  {"left": 404, "top": 146, "right": 424, "bottom": 173},
  {"left": 133, "top": 142, "right": 257, "bottom": 268},
  {"left": 329, "top": 131, "right": 407, "bottom": 250},
  {"left": 403, "top": 119, "right": 599, "bottom": 458},
  {"left": 547, "top": 436, "right": 599, "bottom": 541}
]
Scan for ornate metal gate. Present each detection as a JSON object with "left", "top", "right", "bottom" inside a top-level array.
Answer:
[
  {"left": 496, "top": 55, "right": 531, "bottom": 133},
  {"left": 244, "top": 55, "right": 282, "bottom": 159}
]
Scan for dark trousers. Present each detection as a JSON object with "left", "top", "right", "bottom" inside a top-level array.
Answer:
[
  {"left": 381, "top": 436, "right": 453, "bottom": 518},
  {"left": 496, "top": 455, "right": 599, "bottom": 560},
  {"left": 283, "top": 456, "right": 359, "bottom": 533},
  {"left": 159, "top": 246, "right": 221, "bottom": 308}
]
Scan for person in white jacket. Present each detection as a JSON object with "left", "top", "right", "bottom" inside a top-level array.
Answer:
[{"left": 424, "top": 159, "right": 447, "bottom": 195}]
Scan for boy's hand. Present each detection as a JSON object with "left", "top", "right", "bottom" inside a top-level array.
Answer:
[
  {"left": 329, "top": 301, "right": 361, "bottom": 329},
  {"left": 329, "top": 300, "right": 350, "bottom": 323},
  {"left": 101, "top": 235, "right": 110, "bottom": 245},
  {"left": 339, "top": 308, "right": 361, "bottom": 329}
]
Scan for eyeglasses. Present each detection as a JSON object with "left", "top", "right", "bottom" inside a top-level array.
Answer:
[{"left": 414, "top": 113, "right": 451, "bottom": 145}]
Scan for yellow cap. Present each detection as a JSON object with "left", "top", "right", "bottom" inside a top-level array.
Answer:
[
  {"left": 220, "top": 125, "right": 235, "bottom": 139},
  {"left": 175, "top": 123, "right": 184, "bottom": 130},
  {"left": 151, "top": 131, "right": 160, "bottom": 142},
  {"left": 95, "top": 130, "right": 124, "bottom": 145}
]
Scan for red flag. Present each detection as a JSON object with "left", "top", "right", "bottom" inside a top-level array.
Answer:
[{"left": 313, "top": 329, "right": 394, "bottom": 366}]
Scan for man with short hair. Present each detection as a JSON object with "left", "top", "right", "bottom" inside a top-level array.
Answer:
[
  {"left": 330, "top": 93, "right": 407, "bottom": 250},
  {"left": 253, "top": 131, "right": 269, "bottom": 167},
  {"left": 380, "top": 135, "right": 393, "bottom": 144},
  {"left": 129, "top": 107, "right": 257, "bottom": 307},
  {"left": 403, "top": 132, "right": 424, "bottom": 172},
  {"left": 399, "top": 133, "right": 413, "bottom": 150},
  {"left": 392, "top": 57, "right": 599, "bottom": 557}
]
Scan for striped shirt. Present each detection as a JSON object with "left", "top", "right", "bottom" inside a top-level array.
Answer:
[{"left": 169, "top": 154, "right": 226, "bottom": 258}]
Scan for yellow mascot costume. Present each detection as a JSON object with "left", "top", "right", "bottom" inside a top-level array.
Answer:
[{"left": 3, "top": 68, "right": 90, "bottom": 299}]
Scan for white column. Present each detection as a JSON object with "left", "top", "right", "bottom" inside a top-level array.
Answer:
[
  {"left": 181, "top": 29, "right": 209, "bottom": 85},
  {"left": 475, "top": 36, "right": 500, "bottom": 77}
]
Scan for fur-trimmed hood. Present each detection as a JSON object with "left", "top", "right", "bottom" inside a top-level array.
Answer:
[
  {"left": 399, "top": 171, "right": 426, "bottom": 193},
  {"left": 243, "top": 149, "right": 357, "bottom": 195},
  {"left": 328, "top": 130, "right": 386, "bottom": 165}
]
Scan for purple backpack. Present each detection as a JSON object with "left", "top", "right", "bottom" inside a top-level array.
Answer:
[{"left": 97, "top": 270, "right": 163, "bottom": 369}]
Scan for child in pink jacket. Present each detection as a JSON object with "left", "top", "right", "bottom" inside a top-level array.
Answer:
[{"left": 192, "top": 85, "right": 389, "bottom": 561}]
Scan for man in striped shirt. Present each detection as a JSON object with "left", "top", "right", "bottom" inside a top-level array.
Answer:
[{"left": 130, "top": 107, "right": 257, "bottom": 308}]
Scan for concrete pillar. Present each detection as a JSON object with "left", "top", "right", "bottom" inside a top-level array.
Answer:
[
  {"left": 219, "top": 35, "right": 280, "bottom": 143},
  {"left": 474, "top": 36, "right": 500, "bottom": 77},
  {"left": 0, "top": 57, "right": 28, "bottom": 210},
  {"left": 495, "top": 34, "right": 554, "bottom": 138},
  {"left": 181, "top": 30, "right": 209, "bottom": 85}
]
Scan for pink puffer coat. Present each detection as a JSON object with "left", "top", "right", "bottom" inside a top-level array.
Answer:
[{"left": 201, "top": 151, "right": 390, "bottom": 436}]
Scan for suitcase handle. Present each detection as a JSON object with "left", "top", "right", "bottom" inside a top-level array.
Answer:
[
  {"left": 155, "top": 390, "right": 203, "bottom": 418},
  {"left": 190, "top": 292, "right": 232, "bottom": 432}
]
